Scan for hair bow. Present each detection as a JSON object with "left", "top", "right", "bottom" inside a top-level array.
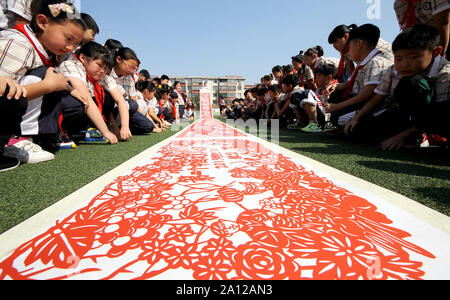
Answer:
[{"left": 48, "top": 3, "right": 74, "bottom": 17}]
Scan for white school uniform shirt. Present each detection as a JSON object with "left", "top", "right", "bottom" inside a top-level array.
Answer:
[
  {"left": 394, "top": 0, "right": 450, "bottom": 29},
  {"left": 57, "top": 59, "right": 118, "bottom": 98},
  {"left": 0, "top": 25, "right": 48, "bottom": 80},
  {"left": 375, "top": 55, "right": 450, "bottom": 105},
  {"left": 110, "top": 68, "right": 138, "bottom": 99},
  {"left": 175, "top": 90, "right": 185, "bottom": 106},
  {"left": 350, "top": 48, "right": 393, "bottom": 96},
  {"left": 0, "top": 0, "right": 13, "bottom": 29},
  {"left": 7, "top": 0, "right": 32, "bottom": 21}
]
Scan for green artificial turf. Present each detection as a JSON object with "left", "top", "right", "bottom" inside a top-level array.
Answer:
[
  {"left": 217, "top": 117, "right": 450, "bottom": 217},
  {"left": 0, "top": 125, "right": 187, "bottom": 234}
]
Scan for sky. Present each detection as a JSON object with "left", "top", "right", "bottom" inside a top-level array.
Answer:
[{"left": 81, "top": 0, "right": 400, "bottom": 85}]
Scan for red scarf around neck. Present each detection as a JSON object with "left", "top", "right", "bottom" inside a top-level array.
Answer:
[
  {"left": 74, "top": 55, "right": 106, "bottom": 121},
  {"left": 338, "top": 45, "right": 350, "bottom": 80},
  {"left": 343, "top": 50, "right": 382, "bottom": 99},
  {"left": 12, "top": 24, "right": 53, "bottom": 67},
  {"left": 400, "top": 0, "right": 419, "bottom": 30}
]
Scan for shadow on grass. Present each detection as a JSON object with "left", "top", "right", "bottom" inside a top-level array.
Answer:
[
  {"left": 356, "top": 161, "right": 450, "bottom": 180},
  {"left": 415, "top": 187, "right": 450, "bottom": 216}
]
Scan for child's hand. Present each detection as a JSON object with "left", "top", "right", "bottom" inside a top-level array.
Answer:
[
  {"left": 43, "top": 68, "right": 68, "bottom": 92},
  {"left": 344, "top": 118, "right": 359, "bottom": 135},
  {"left": 103, "top": 131, "right": 118, "bottom": 145},
  {"left": 324, "top": 83, "right": 338, "bottom": 98},
  {"left": 380, "top": 135, "right": 407, "bottom": 151},
  {"left": 0, "top": 76, "right": 27, "bottom": 100},
  {"left": 120, "top": 127, "right": 132, "bottom": 141}
]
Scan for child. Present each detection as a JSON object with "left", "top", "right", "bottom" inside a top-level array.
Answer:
[
  {"left": 272, "top": 65, "right": 283, "bottom": 88},
  {"left": 57, "top": 42, "right": 131, "bottom": 144},
  {"left": 104, "top": 38, "right": 123, "bottom": 52},
  {"left": 314, "top": 63, "right": 339, "bottom": 114},
  {"left": 80, "top": 13, "right": 99, "bottom": 45},
  {"left": 275, "top": 75, "right": 299, "bottom": 128},
  {"left": 267, "top": 84, "right": 283, "bottom": 121},
  {"left": 0, "top": 75, "right": 27, "bottom": 171},
  {"left": 173, "top": 81, "right": 186, "bottom": 119},
  {"left": 394, "top": 0, "right": 449, "bottom": 57},
  {"left": 161, "top": 75, "right": 170, "bottom": 85},
  {"left": 0, "top": 0, "right": 88, "bottom": 163},
  {"left": 111, "top": 47, "right": 154, "bottom": 135},
  {"left": 138, "top": 69, "right": 150, "bottom": 83},
  {"left": 303, "top": 46, "right": 340, "bottom": 73},
  {"left": 324, "top": 24, "right": 392, "bottom": 129},
  {"left": 328, "top": 24, "right": 395, "bottom": 83},
  {"left": 135, "top": 81, "right": 165, "bottom": 132},
  {"left": 7, "top": 0, "right": 32, "bottom": 26},
  {"left": 283, "top": 75, "right": 324, "bottom": 133},
  {"left": 344, "top": 24, "right": 449, "bottom": 150},
  {"left": 291, "top": 53, "right": 315, "bottom": 90},
  {"left": 157, "top": 84, "right": 173, "bottom": 124}
]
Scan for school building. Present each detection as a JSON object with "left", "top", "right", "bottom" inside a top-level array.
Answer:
[{"left": 163, "top": 75, "right": 246, "bottom": 104}]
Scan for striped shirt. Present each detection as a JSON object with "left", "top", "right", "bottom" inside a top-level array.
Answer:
[
  {"left": 0, "top": 25, "right": 49, "bottom": 80},
  {"left": 7, "top": 0, "right": 32, "bottom": 21},
  {"left": 110, "top": 68, "right": 138, "bottom": 99},
  {"left": 57, "top": 59, "right": 118, "bottom": 98},
  {"left": 394, "top": 0, "right": 450, "bottom": 28},
  {"left": 376, "top": 55, "right": 450, "bottom": 104}
]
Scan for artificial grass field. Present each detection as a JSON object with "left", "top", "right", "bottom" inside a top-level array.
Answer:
[
  {"left": 217, "top": 117, "right": 450, "bottom": 217},
  {"left": 0, "top": 125, "right": 187, "bottom": 234},
  {"left": 0, "top": 116, "right": 449, "bottom": 235}
]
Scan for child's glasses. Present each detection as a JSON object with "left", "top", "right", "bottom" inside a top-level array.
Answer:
[{"left": 122, "top": 60, "right": 138, "bottom": 73}]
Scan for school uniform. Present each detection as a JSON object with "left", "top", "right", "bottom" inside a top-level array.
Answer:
[
  {"left": 6, "top": 0, "right": 32, "bottom": 22},
  {"left": 394, "top": 0, "right": 450, "bottom": 29},
  {"left": 110, "top": 68, "right": 154, "bottom": 134},
  {"left": 57, "top": 59, "right": 119, "bottom": 138},
  {"left": 174, "top": 90, "right": 186, "bottom": 119},
  {"left": 0, "top": 0, "right": 13, "bottom": 29},
  {"left": 312, "top": 57, "right": 340, "bottom": 72},
  {"left": 0, "top": 25, "right": 52, "bottom": 80},
  {"left": 297, "top": 65, "right": 314, "bottom": 88},
  {"left": 331, "top": 49, "right": 392, "bottom": 127},
  {"left": 0, "top": 25, "right": 66, "bottom": 151}
]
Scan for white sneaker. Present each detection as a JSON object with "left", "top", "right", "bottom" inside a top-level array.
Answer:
[{"left": 4, "top": 140, "right": 55, "bottom": 164}]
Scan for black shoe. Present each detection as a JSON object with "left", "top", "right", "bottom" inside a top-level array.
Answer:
[{"left": 0, "top": 156, "right": 20, "bottom": 172}]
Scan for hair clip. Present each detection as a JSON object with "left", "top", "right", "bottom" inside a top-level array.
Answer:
[{"left": 48, "top": 3, "right": 74, "bottom": 17}]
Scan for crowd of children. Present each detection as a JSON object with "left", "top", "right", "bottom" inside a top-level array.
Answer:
[
  {"left": 0, "top": 0, "right": 194, "bottom": 171},
  {"left": 0, "top": 1, "right": 449, "bottom": 173},
  {"left": 223, "top": 1, "right": 449, "bottom": 152}
]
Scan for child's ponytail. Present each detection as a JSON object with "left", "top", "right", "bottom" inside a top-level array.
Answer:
[{"left": 328, "top": 24, "right": 358, "bottom": 44}]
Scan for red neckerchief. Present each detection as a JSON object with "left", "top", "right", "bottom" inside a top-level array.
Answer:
[
  {"left": 159, "top": 101, "right": 165, "bottom": 120},
  {"left": 400, "top": 0, "right": 419, "bottom": 30},
  {"left": 299, "top": 67, "right": 305, "bottom": 87},
  {"left": 338, "top": 45, "right": 350, "bottom": 79},
  {"left": 12, "top": 24, "right": 53, "bottom": 67},
  {"left": 343, "top": 50, "right": 382, "bottom": 99},
  {"left": 74, "top": 55, "right": 106, "bottom": 121}
]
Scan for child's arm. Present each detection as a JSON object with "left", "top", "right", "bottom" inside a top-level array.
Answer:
[
  {"left": 326, "top": 84, "right": 377, "bottom": 113},
  {"left": 22, "top": 68, "right": 68, "bottom": 100},
  {"left": 344, "top": 93, "right": 385, "bottom": 135},
  {"left": 380, "top": 127, "right": 419, "bottom": 151},
  {"left": 66, "top": 76, "right": 118, "bottom": 144},
  {"left": 108, "top": 87, "right": 133, "bottom": 141}
]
